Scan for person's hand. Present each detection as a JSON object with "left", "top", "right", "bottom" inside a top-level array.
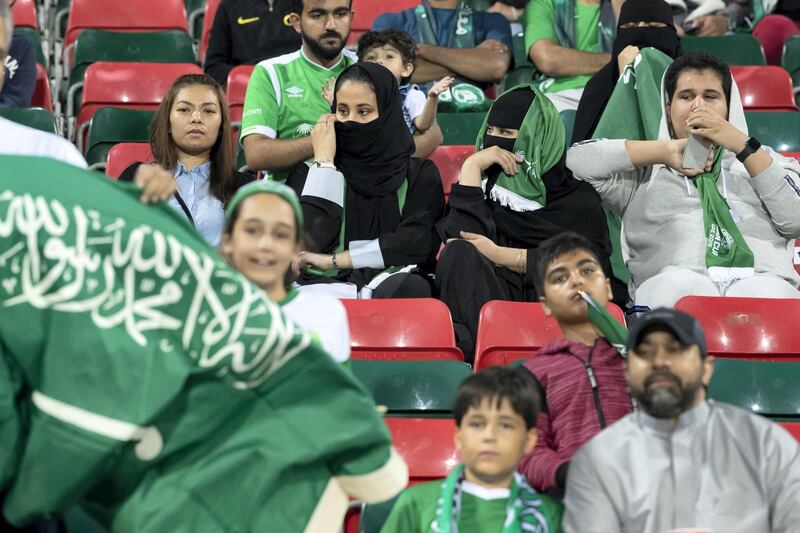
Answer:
[
  {"left": 685, "top": 107, "right": 748, "bottom": 154},
  {"left": 617, "top": 45, "right": 640, "bottom": 74},
  {"left": 463, "top": 145, "right": 522, "bottom": 173},
  {"left": 458, "top": 231, "right": 499, "bottom": 262},
  {"left": 486, "top": 2, "right": 521, "bottom": 22},
  {"left": 296, "top": 251, "right": 333, "bottom": 271},
  {"left": 133, "top": 163, "right": 176, "bottom": 203},
  {"left": 428, "top": 76, "right": 454, "bottom": 98},
  {"left": 415, "top": 43, "right": 434, "bottom": 59},
  {"left": 311, "top": 114, "right": 336, "bottom": 162},
  {"left": 664, "top": 138, "right": 713, "bottom": 177},
  {"left": 691, "top": 14, "right": 730, "bottom": 36},
  {"left": 321, "top": 77, "right": 335, "bottom": 107},
  {"left": 477, "top": 39, "right": 509, "bottom": 55}
]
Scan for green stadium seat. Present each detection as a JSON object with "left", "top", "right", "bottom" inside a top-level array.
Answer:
[
  {"left": 745, "top": 111, "right": 800, "bottom": 152},
  {"left": 438, "top": 112, "right": 485, "bottom": 146},
  {"left": 707, "top": 359, "right": 800, "bottom": 419},
  {"left": 350, "top": 360, "right": 472, "bottom": 415},
  {"left": 66, "top": 30, "right": 197, "bottom": 125},
  {"left": 186, "top": 0, "right": 207, "bottom": 39},
  {"left": 782, "top": 35, "right": 800, "bottom": 104},
  {"left": 14, "top": 27, "right": 47, "bottom": 67},
  {"left": 84, "top": 108, "right": 155, "bottom": 169},
  {"left": 0, "top": 107, "right": 58, "bottom": 134},
  {"left": 681, "top": 34, "right": 766, "bottom": 66},
  {"left": 359, "top": 498, "right": 398, "bottom": 533}
]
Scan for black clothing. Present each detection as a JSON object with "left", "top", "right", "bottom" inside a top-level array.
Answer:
[
  {"left": 203, "top": 0, "right": 301, "bottom": 86},
  {"left": 571, "top": 0, "right": 680, "bottom": 143}
]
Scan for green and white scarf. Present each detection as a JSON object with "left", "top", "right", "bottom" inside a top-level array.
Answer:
[
  {"left": 475, "top": 84, "right": 565, "bottom": 212},
  {"left": 578, "top": 290, "right": 628, "bottom": 355},
  {"left": 433, "top": 465, "right": 556, "bottom": 532}
]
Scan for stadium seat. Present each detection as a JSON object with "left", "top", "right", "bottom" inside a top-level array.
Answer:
[
  {"left": 187, "top": 0, "right": 207, "bottom": 39},
  {"left": 198, "top": 0, "right": 221, "bottom": 64},
  {"left": 66, "top": 30, "right": 197, "bottom": 123},
  {"left": 386, "top": 417, "right": 458, "bottom": 483},
  {"left": 61, "top": 0, "right": 190, "bottom": 72},
  {"left": 32, "top": 64, "right": 53, "bottom": 112},
  {"left": 474, "top": 300, "right": 626, "bottom": 372},
  {"left": 674, "top": 296, "right": 800, "bottom": 361},
  {"left": 347, "top": 0, "right": 419, "bottom": 45},
  {"left": 350, "top": 360, "right": 472, "bottom": 415},
  {"left": 84, "top": 108, "right": 155, "bottom": 170},
  {"left": 782, "top": 35, "right": 800, "bottom": 102},
  {"left": 428, "top": 145, "right": 474, "bottom": 197},
  {"left": 75, "top": 62, "right": 203, "bottom": 152},
  {"left": 341, "top": 298, "right": 464, "bottom": 361},
  {"left": 681, "top": 34, "right": 766, "bottom": 66},
  {"left": 11, "top": 0, "right": 37, "bottom": 30},
  {"left": 358, "top": 498, "right": 397, "bottom": 533},
  {"left": 707, "top": 359, "right": 800, "bottom": 418},
  {"left": 745, "top": 111, "right": 800, "bottom": 152},
  {"left": 731, "top": 66, "right": 798, "bottom": 112},
  {"left": 0, "top": 107, "right": 58, "bottom": 134},
  {"left": 105, "top": 142, "right": 154, "bottom": 179},
  {"left": 14, "top": 27, "right": 47, "bottom": 68},
  {"left": 227, "top": 64, "right": 255, "bottom": 140},
  {"left": 438, "top": 112, "right": 484, "bottom": 145},
  {"left": 780, "top": 422, "right": 800, "bottom": 441},
  {"left": 559, "top": 109, "right": 576, "bottom": 147}
]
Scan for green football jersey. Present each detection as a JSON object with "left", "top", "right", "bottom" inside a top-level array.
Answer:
[{"left": 240, "top": 48, "right": 357, "bottom": 179}]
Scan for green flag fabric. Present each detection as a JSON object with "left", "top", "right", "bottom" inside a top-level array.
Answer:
[
  {"left": 0, "top": 156, "right": 406, "bottom": 531},
  {"left": 475, "top": 84, "right": 565, "bottom": 212},
  {"left": 578, "top": 290, "right": 628, "bottom": 354}
]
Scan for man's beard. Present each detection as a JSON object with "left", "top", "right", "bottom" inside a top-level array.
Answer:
[
  {"left": 303, "top": 29, "right": 347, "bottom": 61},
  {"left": 631, "top": 369, "right": 704, "bottom": 419}
]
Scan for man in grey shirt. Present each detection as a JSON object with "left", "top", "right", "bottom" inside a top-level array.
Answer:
[{"left": 564, "top": 308, "right": 800, "bottom": 532}]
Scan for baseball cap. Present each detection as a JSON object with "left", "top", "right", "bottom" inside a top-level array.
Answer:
[{"left": 625, "top": 308, "right": 708, "bottom": 357}]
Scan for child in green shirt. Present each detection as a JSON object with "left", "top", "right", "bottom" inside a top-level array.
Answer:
[{"left": 381, "top": 366, "right": 563, "bottom": 532}]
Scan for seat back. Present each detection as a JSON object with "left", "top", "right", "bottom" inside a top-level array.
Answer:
[
  {"left": 707, "top": 359, "right": 800, "bottom": 418},
  {"left": 11, "top": 0, "right": 38, "bottom": 30},
  {"left": 780, "top": 422, "right": 800, "bottom": 441},
  {"left": 474, "top": 300, "right": 626, "bottom": 371},
  {"left": 227, "top": 64, "right": 255, "bottom": 140},
  {"left": 348, "top": 0, "right": 419, "bottom": 45},
  {"left": 14, "top": 27, "right": 46, "bottom": 67},
  {"left": 341, "top": 298, "right": 464, "bottom": 361},
  {"left": 32, "top": 64, "right": 53, "bottom": 112},
  {"left": 0, "top": 107, "right": 57, "bottom": 134},
  {"left": 745, "top": 111, "right": 800, "bottom": 152},
  {"left": 64, "top": 0, "right": 189, "bottom": 53},
  {"left": 84, "top": 108, "right": 155, "bottom": 168},
  {"left": 199, "top": 0, "right": 222, "bottom": 63},
  {"left": 781, "top": 34, "right": 800, "bottom": 91},
  {"left": 674, "top": 296, "right": 800, "bottom": 361},
  {"left": 681, "top": 34, "right": 766, "bottom": 65},
  {"left": 428, "top": 145, "right": 474, "bottom": 197},
  {"left": 438, "top": 112, "right": 484, "bottom": 145},
  {"left": 105, "top": 142, "right": 154, "bottom": 179},
  {"left": 385, "top": 418, "right": 458, "bottom": 483},
  {"left": 350, "top": 360, "right": 472, "bottom": 414},
  {"left": 731, "top": 66, "right": 798, "bottom": 111}
]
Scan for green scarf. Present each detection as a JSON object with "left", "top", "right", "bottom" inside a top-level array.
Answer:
[
  {"left": 695, "top": 146, "right": 756, "bottom": 282},
  {"left": 434, "top": 465, "right": 557, "bottom": 532},
  {"left": 475, "top": 84, "right": 565, "bottom": 211},
  {"left": 578, "top": 290, "right": 628, "bottom": 354},
  {"left": 552, "top": 0, "right": 616, "bottom": 53},
  {"left": 414, "top": 1, "right": 489, "bottom": 112}
]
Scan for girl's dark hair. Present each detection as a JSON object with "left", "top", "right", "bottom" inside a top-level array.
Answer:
[
  {"left": 454, "top": 367, "right": 542, "bottom": 429},
  {"left": 334, "top": 65, "right": 376, "bottom": 96},
  {"left": 357, "top": 30, "right": 417, "bottom": 84},
  {"left": 149, "top": 73, "right": 237, "bottom": 206}
]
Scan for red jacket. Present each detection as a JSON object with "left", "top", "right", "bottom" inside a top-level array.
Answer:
[{"left": 519, "top": 337, "right": 632, "bottom": 492}]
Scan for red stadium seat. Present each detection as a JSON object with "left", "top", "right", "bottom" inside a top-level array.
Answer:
[
  {"left": 781, "top": 152, "right": 800, "bottom": 161},
  {"left": 341, "top": 298, "right": 464, "bottom": 361},
  {"left": 199, "top": 0, "right": 222, "bottom": 64},
  {"left": 227, "top": 64, "right": 255, "bottom": 139},
  {"left": 75, "top": 62, "right": 203, "bottom": 152},
  {"left": 428, "top": 145, "right": 474, "bottom": 198},
  {"left": 674, "top": 296, "right": 800, "bottom": 361},
  {"left": 31, "top": 64, "right": 53, "bottom": 112},
  {"left": 385, "top": 418, "right": 458, "bottom": 485},
  {"left": 348, "top": 0, "right": 419, "bottom": 45},
  {"left": 474, "top": 300, "right": 626, "bottom": 372},
  {"left": 11, "top": 0, "right": 38, "bottom": 30},
  {"left": 780, "top": 422, "right": 800, "bottom": 441},
  {"left": 731, "top": 66, "right": 799, "bottom": 112},
  {"left": 63, "top": 0, "right": 189, "bottom": 66},
  {"left": 105, "top": 142, "right": 154, "bottom": 179}
]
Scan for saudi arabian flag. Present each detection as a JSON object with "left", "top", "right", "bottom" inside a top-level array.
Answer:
[
  {"left": 0, "top": 157, "right": 406, "bottom": 531},
  {"left": 578, "top": 290, "right": 628, "bottom": 355}
]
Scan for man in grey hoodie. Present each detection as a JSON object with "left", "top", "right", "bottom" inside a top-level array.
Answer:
[{"left": 567, "top": 52, "right": 800, "bottom": 308}]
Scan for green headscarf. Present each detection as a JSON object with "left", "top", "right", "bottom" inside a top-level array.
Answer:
[
  {"left": 475, "top": 84, "right": 565, "bottom": 212},
  {"left": 226, "top": 180, "right": 304, "bottom": 238}
]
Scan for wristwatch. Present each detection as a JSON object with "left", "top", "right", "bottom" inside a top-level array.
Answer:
[{"left": 736, "top": 137, "right": 761, "bottom": 163}]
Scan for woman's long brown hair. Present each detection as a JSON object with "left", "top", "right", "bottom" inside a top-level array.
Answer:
[{"left": 149, "top": 74, "right": 237, "bottom": 205}]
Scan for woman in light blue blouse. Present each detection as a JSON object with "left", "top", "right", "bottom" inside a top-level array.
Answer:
[{"left": 120, "top": 74, "right": 252, "bottom": 246}]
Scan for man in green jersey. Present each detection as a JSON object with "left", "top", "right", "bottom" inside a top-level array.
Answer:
[{"left": 241, "top": 0, "right": 443, "bottom": 179}]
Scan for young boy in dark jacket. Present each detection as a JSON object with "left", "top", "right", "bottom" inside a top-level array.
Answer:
[{"left": 519, "top": 232, "right": 632, "bottom": 497}]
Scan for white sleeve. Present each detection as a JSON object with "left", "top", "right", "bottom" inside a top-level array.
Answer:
[
  {"left": 404, "top": 87, "right": 427, "bottom": 121},
  {"left": 320, "top": 298, "right": 351, "bottom": 364}
]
